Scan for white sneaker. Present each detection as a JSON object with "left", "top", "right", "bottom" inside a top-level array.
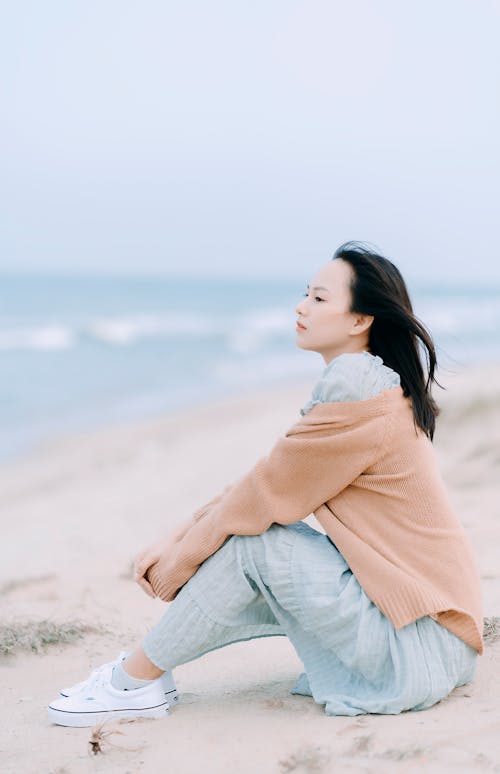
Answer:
[
  {"left": 48, "top": 662, "right": 169, "bottom": 727},
  {"left": 59, "top": 651, "right": 128, "bottom": 697},
  {"left": 59, "top": 651, "right": 179, "bottom": 706}
]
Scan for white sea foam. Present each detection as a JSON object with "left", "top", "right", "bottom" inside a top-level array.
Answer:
[
  {"left": 240, "top": 308, "right": 294, "bottom": 333},
  {"left": 416, "top": 296, "right": 500, "bottom": 337},
  {"left": 224, "top": 308, "right": 296, "bottom": 353},
  {"left": 84, "top": 307, "right": 296, "bottom": 349},
  {"left": 0, "top": 325, "right": 75, "bottom": 351},
  {"left": 85, "top": 313, "right": 221, "bottom": 344}
]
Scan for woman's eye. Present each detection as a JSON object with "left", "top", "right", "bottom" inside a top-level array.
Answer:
[{"left": 301, "top": 292, "right": 323, "bottom": 302}]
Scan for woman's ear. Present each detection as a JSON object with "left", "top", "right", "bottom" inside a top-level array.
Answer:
[{"left": 351, "top": 314, "right": 374, "bottom": 335}]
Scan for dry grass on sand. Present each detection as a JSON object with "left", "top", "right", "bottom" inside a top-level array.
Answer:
[{"left": 0, "top": 617, "right": 107, "bottom": 656}]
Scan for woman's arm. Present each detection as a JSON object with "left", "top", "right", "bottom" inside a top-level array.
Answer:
[{"left": 146, "top": 402, "right": 388, "bottom": 601}]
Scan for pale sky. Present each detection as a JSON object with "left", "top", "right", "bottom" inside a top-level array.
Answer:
[{"left": 1, "top": 0, "right": 499, "bottom": 283}]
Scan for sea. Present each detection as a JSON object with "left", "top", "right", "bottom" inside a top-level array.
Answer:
[{"left": 1, "top": 274, "right": 499, "bottom": 463}]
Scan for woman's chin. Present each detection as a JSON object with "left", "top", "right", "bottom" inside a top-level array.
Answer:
[{"left": 295, "top": 339, "right": 314, "bottom": 353}]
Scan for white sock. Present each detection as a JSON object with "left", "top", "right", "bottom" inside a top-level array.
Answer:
[{"left": 110, "top": 660, "right": 155, "bottom": 691}]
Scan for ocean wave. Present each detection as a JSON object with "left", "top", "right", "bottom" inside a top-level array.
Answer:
[
  {"left": 86, "top": 308, "right": 296, "bottom": 347},
  {"left": 416, "top": 296, "right": 500, "bottom": 337},
  {"left": 0, "top": 308, "right": 297, "bottom": 352},
  {"left": 0, "top": 325, "right": 75, "bottom": 351},
  {"left": 85, "top": 313, "right": 222, "bottom": 345}
]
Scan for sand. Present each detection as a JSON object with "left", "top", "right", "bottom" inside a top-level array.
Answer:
[{"left": 1, "top": 362, "right": 500, "bottom": 773}]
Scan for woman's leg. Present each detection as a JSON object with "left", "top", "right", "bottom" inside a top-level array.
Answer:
[
  {"left": 122, "top": 647, "right": 165, "bottom": 679},
  {"left": 139, "top": 526, "right": 299, "bottom": 673},
  {"left": 48, "top": 527, "right": 305, "bottom": 727}
]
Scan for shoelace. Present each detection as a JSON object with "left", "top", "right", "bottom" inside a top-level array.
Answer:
[
  {"left": 81, "top": 662, "right": 115, "bottom": 696},
  {"left": 73, "top": 652, "right": 126, "bottom": 692}
]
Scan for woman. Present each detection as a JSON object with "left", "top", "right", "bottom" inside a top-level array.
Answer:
[{"left": 48, "top": 242, "right": 483, "bottom": 727}]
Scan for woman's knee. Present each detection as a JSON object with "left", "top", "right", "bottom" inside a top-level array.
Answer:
[
  {"left": 220, "top": 525, "right": 293, "bottom": 566},
  {"left": 232, "top": 525, "right": 294, "bottom": 561},
  {"left": 219, "top": 533, "right": 258, "bottom": 564}
]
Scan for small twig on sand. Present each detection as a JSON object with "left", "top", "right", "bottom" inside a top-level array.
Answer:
[{"left": 88, "top": 720, "right": 144, "bottom": 756}]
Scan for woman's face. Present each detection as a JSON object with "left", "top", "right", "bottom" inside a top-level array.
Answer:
[{"left": 295, "top": 258, "right": 373, "bottom": 364}]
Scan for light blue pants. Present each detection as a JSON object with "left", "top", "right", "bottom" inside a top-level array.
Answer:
[{"left": 142, "top": 521, "right": 477, "bottom": 716}]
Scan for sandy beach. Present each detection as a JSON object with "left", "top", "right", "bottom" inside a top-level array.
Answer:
[{"left": 1, "top": 361, "right": 500, "bottom": 774}]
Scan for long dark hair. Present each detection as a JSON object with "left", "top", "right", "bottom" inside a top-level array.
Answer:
[{"left": 333, "top": 241, "right": 441, "bottom": 441}]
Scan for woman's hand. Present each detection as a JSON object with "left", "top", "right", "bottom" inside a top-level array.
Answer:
[{"left": 134, "top": 536, "right": 175, "bottom": 598}]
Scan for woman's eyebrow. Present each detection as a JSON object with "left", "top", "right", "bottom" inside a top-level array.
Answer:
[{"left": 306, "top": 284, "right": 330, "bottom": 292}]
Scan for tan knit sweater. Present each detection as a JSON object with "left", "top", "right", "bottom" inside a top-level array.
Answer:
[{"left": 147, "top": 384, "right": 484, "bottom": 654}]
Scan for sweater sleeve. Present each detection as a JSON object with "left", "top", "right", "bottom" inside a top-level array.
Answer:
[{"left": 146, "top": 404, "right": 388, "bottom": 601}]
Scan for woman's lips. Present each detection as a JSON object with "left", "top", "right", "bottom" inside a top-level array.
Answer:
[{"left": 296, "top": 321, "right": 307, "bottom": 330}]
